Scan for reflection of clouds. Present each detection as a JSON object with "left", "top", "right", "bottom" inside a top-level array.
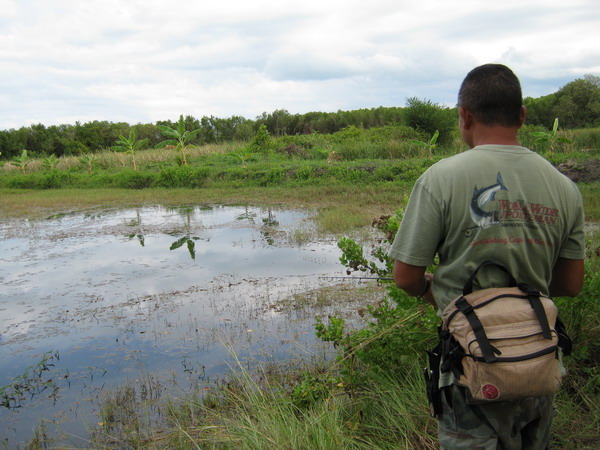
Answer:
[
  {"left": 4, "top": 208, "right": 348, "bottom": 443},
  {"left": 0, "top": 207, "right": 342, "bottom": 351},
  {"left": 0, "top": 205, "right": 347, "bottom": 444}
]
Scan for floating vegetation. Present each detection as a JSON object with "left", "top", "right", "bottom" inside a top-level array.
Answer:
[{"left": 1, "top": 351, "right": 64, "bottom": 409}]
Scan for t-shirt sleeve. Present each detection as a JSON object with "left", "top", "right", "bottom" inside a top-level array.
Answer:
[
  {"left": 558, "top": 188, "right": 585, "bottom": 260},
  {"left": 388, "top": 177, "right": 443, "bottom": 266}
]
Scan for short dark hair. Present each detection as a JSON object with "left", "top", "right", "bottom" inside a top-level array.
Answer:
[{"left": 458, "top": 64, "right": 523, "bottom": 127}]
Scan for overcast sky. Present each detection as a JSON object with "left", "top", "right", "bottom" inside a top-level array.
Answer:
[{"left": 1, "top": 0, "right": 598, "bottom": 130}]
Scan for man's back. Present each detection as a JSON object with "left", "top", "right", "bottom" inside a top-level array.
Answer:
[
  {"left": 389, "top": 144, "right": 585, "bottom": 310},
  {"left": 389, "top": 63, "right": 585, "bottom": 449}
]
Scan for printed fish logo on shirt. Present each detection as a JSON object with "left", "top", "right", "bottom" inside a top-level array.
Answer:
[{"left": 469, "top": 172, "right": 508, "bottom": 229}]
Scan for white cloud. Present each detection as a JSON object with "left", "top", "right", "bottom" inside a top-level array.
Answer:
[{"left": 0, "top": 0, "right": 598, "bottom": 129}]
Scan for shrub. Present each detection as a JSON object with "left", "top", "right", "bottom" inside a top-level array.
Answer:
[
  {"left": 38, "top": 171, "right": 73, "bottom": 189},
  {"left": 157, "top": 166, "right": 210, "bottom": 188},
  {"left": 295, "top": 165, "right": 316, "bottom": 181},
  {"left": 404, "top": 98, "right": 456, "bottom": 145},
  {"left": 373, "top": 165, "right": 395, "bottom": 182},
  {"left": 257, "top": 167, "right": 285, "bottom": 186},
  {"left": 569, "top": 127, "right": 600, "bottom": 151},
  {"left": 114, "top": 170, "right": 157, "bottom": 189},
  {"left": 317, "top": 210, "right": 439, "bottom": 384}
]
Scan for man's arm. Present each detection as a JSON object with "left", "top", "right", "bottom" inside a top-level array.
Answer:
[
  {"left": 549, "top": 257, "right": 584, "bottom": 297},
  {"left": 393, "top": 260, "right": 436, "bottom": 307}
]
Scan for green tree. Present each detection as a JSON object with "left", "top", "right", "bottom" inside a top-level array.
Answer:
[
  {"left": 250, "top": 124, "right": 271, "bottom": 161},
  {"left": 156, "top": 115, "right": 202, "bottom": 166},
  {"left": 553, "top": 76, "right": 600, "bottom": 128},
  {"left": 404, "top": 97, "right": 456, "bottom": 144},
  {"left": 112, "top": 128, "right": 149, "bottom": 171}
]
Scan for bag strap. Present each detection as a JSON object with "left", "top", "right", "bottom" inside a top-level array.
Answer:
[
  {"left": 455, "top": 296, "right": 501, "bottom": 362},
  {"left": 462, "top": 260, "right": 517, "bottom": 295},
  {"left": 518, "top": 283, "right": 552, "bottom": 339},
  {"left": 555, "top": 316, "right": 572, "bottom": 355}
]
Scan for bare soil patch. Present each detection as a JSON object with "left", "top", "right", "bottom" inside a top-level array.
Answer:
[{"left": 557, "top": 158, "right": 600, "bottom": 183}]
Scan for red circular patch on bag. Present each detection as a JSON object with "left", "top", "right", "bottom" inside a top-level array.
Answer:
[{"left": 482, "top": 384, "right": 499, "bottom": 400}]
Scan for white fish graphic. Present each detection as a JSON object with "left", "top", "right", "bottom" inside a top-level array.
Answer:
[{"left": 469, "top": 172, "right": 508, "bottom": 229}]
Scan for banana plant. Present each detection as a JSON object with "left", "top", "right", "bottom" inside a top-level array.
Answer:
[
  {"left": 411, "top": 130, "right": 439, "bottom": 158},
  {"left": 531, "top": 118, "right": 572, "bottom": 153},
  {"left": 12, "top": 150, "right": 31, "bottom": 173},
  {"left": 112, "top": 128, "right": 149, "bottom": 171},
  {"left": 42, "top": 154, "right": 59, "bottom": 170},
  {"left": 156, "top": 115, "right": 202, "bottom": 166},
  {"left": 79, "top": 153, "right": 96, "bottom": 174}
]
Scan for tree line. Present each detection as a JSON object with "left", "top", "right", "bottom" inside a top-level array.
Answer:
[{"left": 1, "top": 75, "right": 598, "bottom": 160}]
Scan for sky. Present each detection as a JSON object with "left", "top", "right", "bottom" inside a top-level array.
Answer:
[{"left": 1, "top": 0, "right": 599, "bottom": 130}]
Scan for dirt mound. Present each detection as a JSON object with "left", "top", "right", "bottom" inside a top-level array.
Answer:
[{"left": 557, "top": 159, "right": 600, "bottom": 183}]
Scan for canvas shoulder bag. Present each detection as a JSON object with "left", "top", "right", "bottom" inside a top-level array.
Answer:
[{"left": 439, "top": 261, "right": 571, "bottom": 404}]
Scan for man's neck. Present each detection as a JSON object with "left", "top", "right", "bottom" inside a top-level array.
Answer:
[{"left": 470, "top": 125, "right": 520, "bottom": 147}]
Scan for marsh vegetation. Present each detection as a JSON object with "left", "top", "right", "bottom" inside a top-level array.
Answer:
[{"left": 1, "top": 94, "right": 599, "bottom": 448}]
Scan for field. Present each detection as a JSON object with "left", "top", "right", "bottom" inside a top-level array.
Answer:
[{"left": 1, "top": 126, "right": 599, "bottom": 448}]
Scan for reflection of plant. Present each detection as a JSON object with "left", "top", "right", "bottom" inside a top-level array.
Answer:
[
  {"left": 127, "top": 210, "right": 145, "bottom": 246},
  {"left": 170, "top": 236, "right": 199, "bottom": 260},
  {"left": 168, "top": 206, "right": 201, "bottom": 259},
  {"left": 112, "top": 129, "right": 149, "bottom": 171},
  {"left": 532, "top": 118, "right": 572, "bottom": 153},
  {"left": 13, "top": 149, "right": 31, "bottom": 173},
  {"left": 156, "top": 115, "right": 202, "bottom": 166},
  {"left": 260, "top": 208, "right": 279, "bottom": 245}
]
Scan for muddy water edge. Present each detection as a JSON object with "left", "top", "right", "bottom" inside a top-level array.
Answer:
[{"left": 0, "top": 205, "right": 385, "bottom": 447}]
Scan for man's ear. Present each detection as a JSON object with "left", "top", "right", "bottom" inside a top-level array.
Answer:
[
  {"left": 519, "top": 105, "right": 527, "bottom": 126},
  {"left": 459, "top": 106, "right": 474, "bottom": 129}
]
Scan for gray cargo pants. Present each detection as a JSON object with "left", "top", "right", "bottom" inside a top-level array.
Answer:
[{"left": 438, "top": 384, "right": 554, "bottom": 450}]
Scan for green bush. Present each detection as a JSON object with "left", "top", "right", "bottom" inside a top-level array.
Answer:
[
  {"left": 5, "top": 174, "right": 34, "bottom": 188},
  {"left": 404, "top": 98, "right": 456, "bottom": 145},
  {"left": 257, "top": 167, "right": 285, "bottom": 186},
  {"left": 38, "top": 170, "right": 73, "bottom": 189},
  {"left": 295, "top": 165, "right": 316, "bottom": 181},
  {"left": 157, "top": 166, "right": 210, "bottom": 188},
  {"left": 114, "top": 170, "right": 157, "bottom": 189},
  {"left": 316, "top": 210, "right": 439, "bottom": 385},
  {"left": 373, "top": 165, "right": 395, "bottom": 182},
  {"left": 3, "top": 171, "right": 73, "bottom": 189},
  {"left": 570, "top": 127, "right": 600, "bottom": 151}
]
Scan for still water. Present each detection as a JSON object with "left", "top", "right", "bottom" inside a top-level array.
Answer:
[{"left": 0, "top": 205, "right": 354, "bottom": 446}]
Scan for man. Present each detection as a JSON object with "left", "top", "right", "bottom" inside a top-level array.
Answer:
[{"left": 388, "top": 64, "right": 585, "bottom": 449}]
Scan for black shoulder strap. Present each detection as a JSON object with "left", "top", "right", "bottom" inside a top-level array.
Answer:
[
  {"left": 455, "top": 296, "right": 501, "bottom": 362},
  {"left": 463, "top": 260, "right": 517, "bottom": 295},
  {"left": 518, "top": 283, "right": 552, "bottom": 340}
]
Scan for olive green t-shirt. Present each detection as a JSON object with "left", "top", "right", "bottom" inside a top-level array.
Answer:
[{"left": 388, "top": 145, "right": 585, "bottom": 312}]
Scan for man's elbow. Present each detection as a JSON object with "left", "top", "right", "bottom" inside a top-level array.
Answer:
[
  {"left": 550, "top": 280, "right": 583, "bottom": 298},
  {"left": 549, "top": 258, "right": 585, "bottom": 298},
  {"left": 550, "top": 285, "right": 582, "bottom": 298}
]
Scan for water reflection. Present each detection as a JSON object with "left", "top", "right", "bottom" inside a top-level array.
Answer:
[
  {"left": 0, "top": 205, "right": 351, "bottom": 445},
  {"left": 127, "top": 206, "right": 284, "bottom": 258}
]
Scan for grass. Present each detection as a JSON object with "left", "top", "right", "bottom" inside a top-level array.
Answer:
[
  {"left": 0, "top": 184, "right": 413, "bottom": 238},
  {"left": 86, "top": 348, "right": 439, "bottom": 449},
  {"left": 81, "top": 261, "right": 599, "bottom": 450},
  {"left": 3, "top": 128, "right": 598, "bottom": 448}
]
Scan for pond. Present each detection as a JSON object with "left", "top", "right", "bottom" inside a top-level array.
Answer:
[{"left": 0, "top": 205, "right": 371, "bottom": 446}]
